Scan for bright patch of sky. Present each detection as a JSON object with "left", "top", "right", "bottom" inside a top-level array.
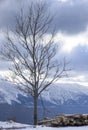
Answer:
[
  {"left": 57, "top": 0, "right": 71, "bottom": 2},
  {"left": 55, "top": 27, "right": 88, "bottom": 53}
]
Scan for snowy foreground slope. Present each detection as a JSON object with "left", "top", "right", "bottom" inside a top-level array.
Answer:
[{"left": 0, "top": 121, "right": 88, "bottom": 130}]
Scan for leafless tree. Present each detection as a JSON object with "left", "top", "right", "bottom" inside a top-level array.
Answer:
[{"left": 0, "top": 1, "right": 69, "bottom": 125}]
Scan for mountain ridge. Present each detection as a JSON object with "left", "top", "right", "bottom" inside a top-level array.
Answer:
[
  {"left": 42, "top": 83, "right": 88, "bottom": 105},
  {"left": 0, "top": 79, "right": 88, "bottom": 106},
  {"left": 0, "top": 79, "right": 88, "bottom": 123}
]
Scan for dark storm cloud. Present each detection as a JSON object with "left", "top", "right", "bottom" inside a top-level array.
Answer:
[
  {"left": 0, "top": 0, "right": 32, "bottom": 30},
  {"left": 0, "top": 0, "right": 54, "bottom": 31},
  {"left": 0, "top": 0, "right": 88, "bottom": 79},
  {"left": 53, "top": 0, "right": 88, "bottom": 34},
  {"left": 0, "top": 0, "right": 19, "bottom": 29},
  {"left": 0, "top": 0, "right": 88, "bottom": 34}
]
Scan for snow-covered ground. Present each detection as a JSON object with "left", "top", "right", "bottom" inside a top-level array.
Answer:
[{"left": 0, "top": 121, "right": 88, "bottom": 130}]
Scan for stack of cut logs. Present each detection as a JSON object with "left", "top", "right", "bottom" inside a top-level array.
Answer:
[{"left": 38, "top": 114, "right": 88, "bottom": 127}]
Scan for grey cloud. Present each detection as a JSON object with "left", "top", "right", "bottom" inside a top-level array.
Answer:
[
  {"left": 0, "top": 0, "right": 32, "bottom": 30},
  {"left": 66, "top": 45, "right": 88, "bottom": 72},
  {"left": 0, "top": 0, "right": 54, "bottom": 31},
  {"left": 0, "top": 61, "right": 11, "bottom": 70},
  {"left": 0, "top": 0, "right": 88, "bottom": 34},
  {"left": 0, "top": 0, "right": 18, "bottom": 29},
  {"left": 53, "top": 0, "right": 88, "bottom": 34}
]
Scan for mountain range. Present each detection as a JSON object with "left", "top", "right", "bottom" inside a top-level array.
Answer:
[{"left": 0, "top": 79, "right": 88, "bottom": 124}]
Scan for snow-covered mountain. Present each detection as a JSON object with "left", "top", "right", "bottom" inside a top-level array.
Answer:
[
  {"left": 1, "top": 78, "right": 88, "bottom": 106},
  {"left": 0, "top": 79, "right": 88, "bottom": 124},
  {"left": 0, "top": 79, "right": 88, "bottom": 107},
  {"left": 0, "top": 79, "right": 25, "bottom": 104},
  {"left": 42, "top": 83, "right": 88, "bottom": 105}
]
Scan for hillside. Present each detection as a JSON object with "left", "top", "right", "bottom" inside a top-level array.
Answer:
[
  {"left": 42, "top": 83, "right": 88, "bottom": 106},
  {"left": 0, "top": 80, "right": 88, "bottom": 123}
]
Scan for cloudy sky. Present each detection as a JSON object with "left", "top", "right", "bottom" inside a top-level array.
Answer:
[{"left": 0, "top": 0, "right": 88, "bottom": 86}]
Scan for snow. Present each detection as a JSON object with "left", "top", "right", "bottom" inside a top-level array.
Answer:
[
  {"left": 0, "top": 121, "right": 28, "bottom": 128},
  {"left": 0, "top": 79, "right": 26, "bottom": 104},
  {"left": 42, "top": 83, "right": 88, "bottom": 104},
  {"left": 0, "top": 121, "right": 88, "bottom": 130},
  {"left": 0, "top": 79, "right": 88, "bottom": 105}
]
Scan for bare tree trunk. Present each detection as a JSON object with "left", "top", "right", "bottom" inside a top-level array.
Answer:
[
  {"left": 34, "top": 95, "right": 38, "bottom": 126},
  {"left": 0, "top": 1, "right": 69, "bottom": 126}
]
